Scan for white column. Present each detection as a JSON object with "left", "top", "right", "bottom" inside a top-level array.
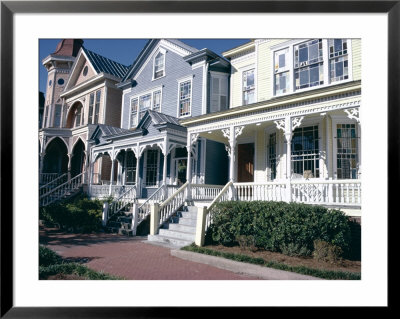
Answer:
[
  {"left": 135, "top": 146, "right": 141, "bottom": 198},
  {"left": 67, "top": 153, "right": 72, "bottom": 181},
  {"left": 109, "top": 148, "right": 115, "bottom": 196},
  {"left": 229, "top": 126, "right": 236, "bottom": 182},
  {"left": 186, "top": 133, "right": 199, "bottom": 202}
]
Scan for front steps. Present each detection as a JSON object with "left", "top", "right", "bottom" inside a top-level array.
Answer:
[
  {"left": 106, "top": 209, "right": 134, "bottom": 237},
  {"left": 147, "top": 206, "right": 198, "bottom": 248}
]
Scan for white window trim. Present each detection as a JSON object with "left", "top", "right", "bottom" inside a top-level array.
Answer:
[
  {"left": 210, "top": 71, "right": 229, "bottom": 113},
  {"left": 330, "top": 115, "right": 361, "bottom": 180},
  {"left": 177, "top": 75, "right": 193, "bottom": 118},
  {"left": 129, "top": 86, "right": 163, "bottom": 128},
  {"left": 152, "top": 47, "right": 166, "bottom": 81},
  {"left": 241, "top": 64, "right": 256, "bottom": 106},
  {"left": 271, "top": 39, "right": 353, "bottom": 98}
]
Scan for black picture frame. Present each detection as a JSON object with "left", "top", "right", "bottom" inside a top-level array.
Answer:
[{"left": 1, "top": 1, "right": 396, "bottom": 317}]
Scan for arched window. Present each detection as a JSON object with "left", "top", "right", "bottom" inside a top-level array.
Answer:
[{"left": 74, "top": 105, "right": 82, "bottom": 127}]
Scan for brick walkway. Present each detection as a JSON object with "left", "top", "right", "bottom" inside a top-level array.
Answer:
[{"left": 39, "top": 227, "right": 259, "bottom": 280}]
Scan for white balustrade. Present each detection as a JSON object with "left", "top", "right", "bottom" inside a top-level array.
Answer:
[
  {"left": 233, "top": 182, "right": 287, "bottom": 202},
  {"left": 39, "top": 173, "right": 68, "bottom": 196},
  {"left": 191, "top": 184, "right": 224, "bottom": 201},
  {"left": 40, "top": 173, "right": 60, "bottom": 185},
  {"left": 137, "top": 183, "right": 169, "bottom": 226},
  {"left": 106, "top": 186, "right": 137, "bottom": 222},
  {"left": 39, "top": 173, "right": 84, "bottom": 207}
]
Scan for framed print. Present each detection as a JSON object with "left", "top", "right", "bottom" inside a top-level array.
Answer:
[{"left": 1, "top": 0, "right": 397, "bottom": 316}]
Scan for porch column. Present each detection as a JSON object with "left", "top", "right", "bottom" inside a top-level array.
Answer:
[
  {"left": 162, "top": 140, "right": 169, "bottom": 198},
  {"left": 134, "top": 145, "right": 142, "bottom": 198},
  {"left": 109, "top": 147, "right": 115, "bottom": 196},
  {"left": 39, "top": 152, "right": 46, "bottom": 183},
  {"left": 186, "top": 133, "right": 199, "bottom": 202},
  {"left": 222, "top": 126, "right": 244, "bottom": 182},
  {"left": 67, "top": 153, "right": 72, "bottom": 181}
]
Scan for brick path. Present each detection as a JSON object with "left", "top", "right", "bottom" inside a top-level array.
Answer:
[{"left": 39, "top": 227, "right": 259, "bottom": 280}]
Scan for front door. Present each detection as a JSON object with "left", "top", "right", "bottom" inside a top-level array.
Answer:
[
  {"left": 176, "top": 159, "right": 187, "bottom": 186},
  {"left": 237, "top": 143, "right": 254, "bottom": 182}
]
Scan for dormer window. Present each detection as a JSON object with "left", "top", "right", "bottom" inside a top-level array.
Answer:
[{"left": 153, "top": 49, "right": 165, "bottom": 80}]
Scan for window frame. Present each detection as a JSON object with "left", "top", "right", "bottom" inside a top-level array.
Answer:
[
  {"left": 271, "top": 39, "right": 353, "bottom": 97},
  {"left": 152, "top": 48, "right": 166, "bottom": 81},
  {"left": 210, "top": 71, "right": 229, "bottom": 113},
  {"left": 242, "top": 67, "right": 256, "bottom": 106},
  {"left": 143, "top": 148, "right": 160, "bottom": 188},
  {"left": 177, "top": 76, "right": 193, "bottom": 118},
  {"left": 128, "top": 86, "right": 163, "bottom": 128}
]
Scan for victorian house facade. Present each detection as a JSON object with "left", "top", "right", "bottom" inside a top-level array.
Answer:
[
  {"left": 39, "top": 38, "right": 361, "bottom": 245},
  {"left": 39, "top": 39, "right": 129, "bottom": 201}
]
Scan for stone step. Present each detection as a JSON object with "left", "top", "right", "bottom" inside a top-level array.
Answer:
[
  {"left": 118, "top": 229, "right": 133, "bottom": 236},
  {"left": 165, "top": 223, "right": 196, "bottom": 233},
  {"left": 180, "top": 211, "right": 198, "bottom": 219},
  {"left": 176, "top": 217, "right": 197, "bottom": 227},
  {"left": 158, "top": 228, "right": 195, "bottom": 241},
  {"left": 147, "top": 234, "right": 193, "bottom": 248}
]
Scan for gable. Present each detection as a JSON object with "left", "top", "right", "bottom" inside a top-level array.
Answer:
[{"left": 65, "top": 50, "right": 97, "bottom": 90}]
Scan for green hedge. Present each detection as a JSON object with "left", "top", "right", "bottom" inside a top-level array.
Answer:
[
  {"left": 39, "top": 195, "right": 104, "bottom": 232},
  {"left": 207, "top": 201, "right": 352, "bottom": 257}
]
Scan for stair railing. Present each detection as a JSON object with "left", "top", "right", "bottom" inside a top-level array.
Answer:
[
  {"left": 149, "top": 182, "right": 189, "bottom": 235},
  {"left": 39, "top": 172, "right": 84, "bottom": 207},
  {"left": 136, "top": 182, "right": 166, "bottom": 227},
  {"left": 39, "top": 173, "right": 68, "bottom": 197},
  {"left": 105, "top": 185, "right": 137, "bottom": 223},
  {"left": 194, "top": 180, "right": 233, "bottom": 246}
]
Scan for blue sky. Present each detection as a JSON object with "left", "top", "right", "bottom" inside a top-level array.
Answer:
[{"left": 39, "top": 38, "right": 251, "bottom": 93}]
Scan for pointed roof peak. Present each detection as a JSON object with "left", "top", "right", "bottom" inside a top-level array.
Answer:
[{"left": 53, "top": 39, "right": 84, "bottom": 57}]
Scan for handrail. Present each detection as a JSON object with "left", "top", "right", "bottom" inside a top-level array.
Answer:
[
  {"left": 107, "top": 185, "right": 137, "bottom": 222},
  {"left": 207, "top": 181, "right": 233, "bottom": 213},
  {"left": 160, "top": 181, "right": 188, "bottom": 209},
  {"left": 137, "top": 183, "right": 166, "bottom": 226},
  {"left": 39, "top": 172, "right": 84, "bottom": 207},
  {"left": 39, "top": 173, "right": 68, "bottom": 190}
]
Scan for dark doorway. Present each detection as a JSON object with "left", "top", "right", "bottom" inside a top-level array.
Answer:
[
  {"left": 71, "top": 139, "right": 85, "bottom": 177},
  {"left": 237, "top": 143, "right": 254, "bottom": 182},
  {"left": 43, "top": 137, "right": 68, "bottom": 174}
]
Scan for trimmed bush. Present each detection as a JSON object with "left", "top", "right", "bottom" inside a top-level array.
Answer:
[
  {"left": 207, "top": 201, "right": 352, "bottom": 257},
  {"left": 39, "top": 195, "right": 104, "bottom": 233}
]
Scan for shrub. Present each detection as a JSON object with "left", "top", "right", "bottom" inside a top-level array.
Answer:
[
  {"left": 39, "top": 245, "right": 62, "bottom": 267},
  {"left": 236, "top": 235, "right": 257, "bottom": 252},
  {"left": 313, "top": 240, "right": 343, "bottom": 264},
  {"left": 207, "top": 201, "right": 352, "bottom": 257},
  {"left": 39, "top": 197, "right": 104, "bottom": 233}
]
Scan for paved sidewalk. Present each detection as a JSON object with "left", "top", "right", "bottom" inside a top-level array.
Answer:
[
  {"left": 40, "top": 227, "right": 258, "bottom": 280},
  {"left": 39, "top": 227, "right": 320, "bottom": 280}
]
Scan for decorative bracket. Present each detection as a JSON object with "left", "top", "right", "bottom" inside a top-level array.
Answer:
[
  {"left": 291, "top": 116, "right": 304, "bottom": 131},
  {"left": 234, "top": 125, "right": 245, "bottom": 139},
  {"left": 190, "top": 133, "right": 199, "bottom": 145},
  {"left": 344, "top": 108, "right": 360, "bottom": 123},
  {"left": 274, "top": 119, "right": 286, "bottom": 132},
  {"left": 221, "top": 128, "right": 230, "bottom": 140}
]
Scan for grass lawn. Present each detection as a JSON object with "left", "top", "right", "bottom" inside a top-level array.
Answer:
[{"left": 182, "top": 244, "right": 361, "bottom": 280}]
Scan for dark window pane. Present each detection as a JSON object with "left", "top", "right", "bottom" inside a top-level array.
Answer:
[
  {"left": 335, "top": 61, "right": 343, "bottom": 76},
  {"left": 299, "top": 47, "right": 308, "bottom": 63},
  {"left": 279, "top": 54, "right": 285, "bottom": 68}
]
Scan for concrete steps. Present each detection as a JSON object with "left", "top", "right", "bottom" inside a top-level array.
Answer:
[{"left": 147, "top": 205, "right": 198, "bottom": 248}]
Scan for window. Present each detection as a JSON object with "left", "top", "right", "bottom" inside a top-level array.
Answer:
[
  {"left": 53, "top": 104, "right": 62, "bottom": 127},
  {"left": 43, "top": 105, "right": 49, "bottom": 128},
  {"left": 139, "top": 93, "right": 151, "bottom": 121},
  {"left": 88, "top": 92, "right": 95, "bottom": 124},
  {"left": 145, "top": 149, "right": 159, "bottom": 187},
  {"left": 57, "top": 78, "right": 64, "bottom": 86},
  {"left": 294, "top": 39, "right": 324, "bottom": 90},
  {"left": 242, "top": 68, "right": 255, "bottom": 105},
  {"left": 336, "top": 123, "right": 358, "bottom": 179},
  {"left": 130, "top": 98, "right": 138, "bottom": 128},
  {"left": 291, "top": 125, "right": 320, "bottom": 178},
  {"left": 268, "top": 133, "right": 277, "bottom": 180},
  {"left": 83, "top": 66, "right": 88, "bottom": 76},
  {"left": 329, "top": 39, "right": 349, "bottom": 83},
  {"left": 210, "top": 75, "right": 228, "bottom": 113},
  {"left": 74, "top": 106, "right": 82, "bottom": 127},
  {"left": 153, "top": 90, "right": 161, "bottom": 112},
  {"left": 274, "top": 48, "right": 290, "bottom": 95},
  {"left": 179, "top": 80, "right": 192, "bottom": 117},
  {"left": 154, "top": 51, "right": 165, "bottom": 79},
  {"left": 94, "top": 90, "right": 101, "bottom": 124},
  {"left": 125, "top": 151, "right": 137, "bottom": 184},
  {"left": 129, "top": 87, "right": 162, "bottom": 128}
]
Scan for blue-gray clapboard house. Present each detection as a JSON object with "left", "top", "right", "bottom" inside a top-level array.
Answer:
[{"left": 88, "top": 39, "right": 231, "bottom": 199}]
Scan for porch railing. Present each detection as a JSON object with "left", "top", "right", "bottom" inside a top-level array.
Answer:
[
  {"left": 234, "top": 182, "right": 287, "bottom": 202},
  {"left": 39, "top": 173, "right": 68, "bottom": 197},
  {"left": 157, "top": 181, "right": 188, "bottom": 229},
  {"left": 291, "top": 179, "right": 361, "bottom": 206},
  {"left": 105, "top": 185, "right": 137, "bottom": 223},
  {"left": 191, "top": 184, "right": 224, "bottom": 201},
  {"left": 233, "top": 179, "right": 361, "bottom": 206},
  {"left": 40, "top": 173, "right": 60, "bottom": 185},
  {"left": 90, "top": 184, "right": 130, "bottom": 199},
  {"left": 194, "top": 181, "right": 233, "bottom": 246},
  {"left": 39, "top": 173, "right": 84, "bottom": 207},
  {"left": 137, "top": 183, "right": 167, "bottom": 225}
]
